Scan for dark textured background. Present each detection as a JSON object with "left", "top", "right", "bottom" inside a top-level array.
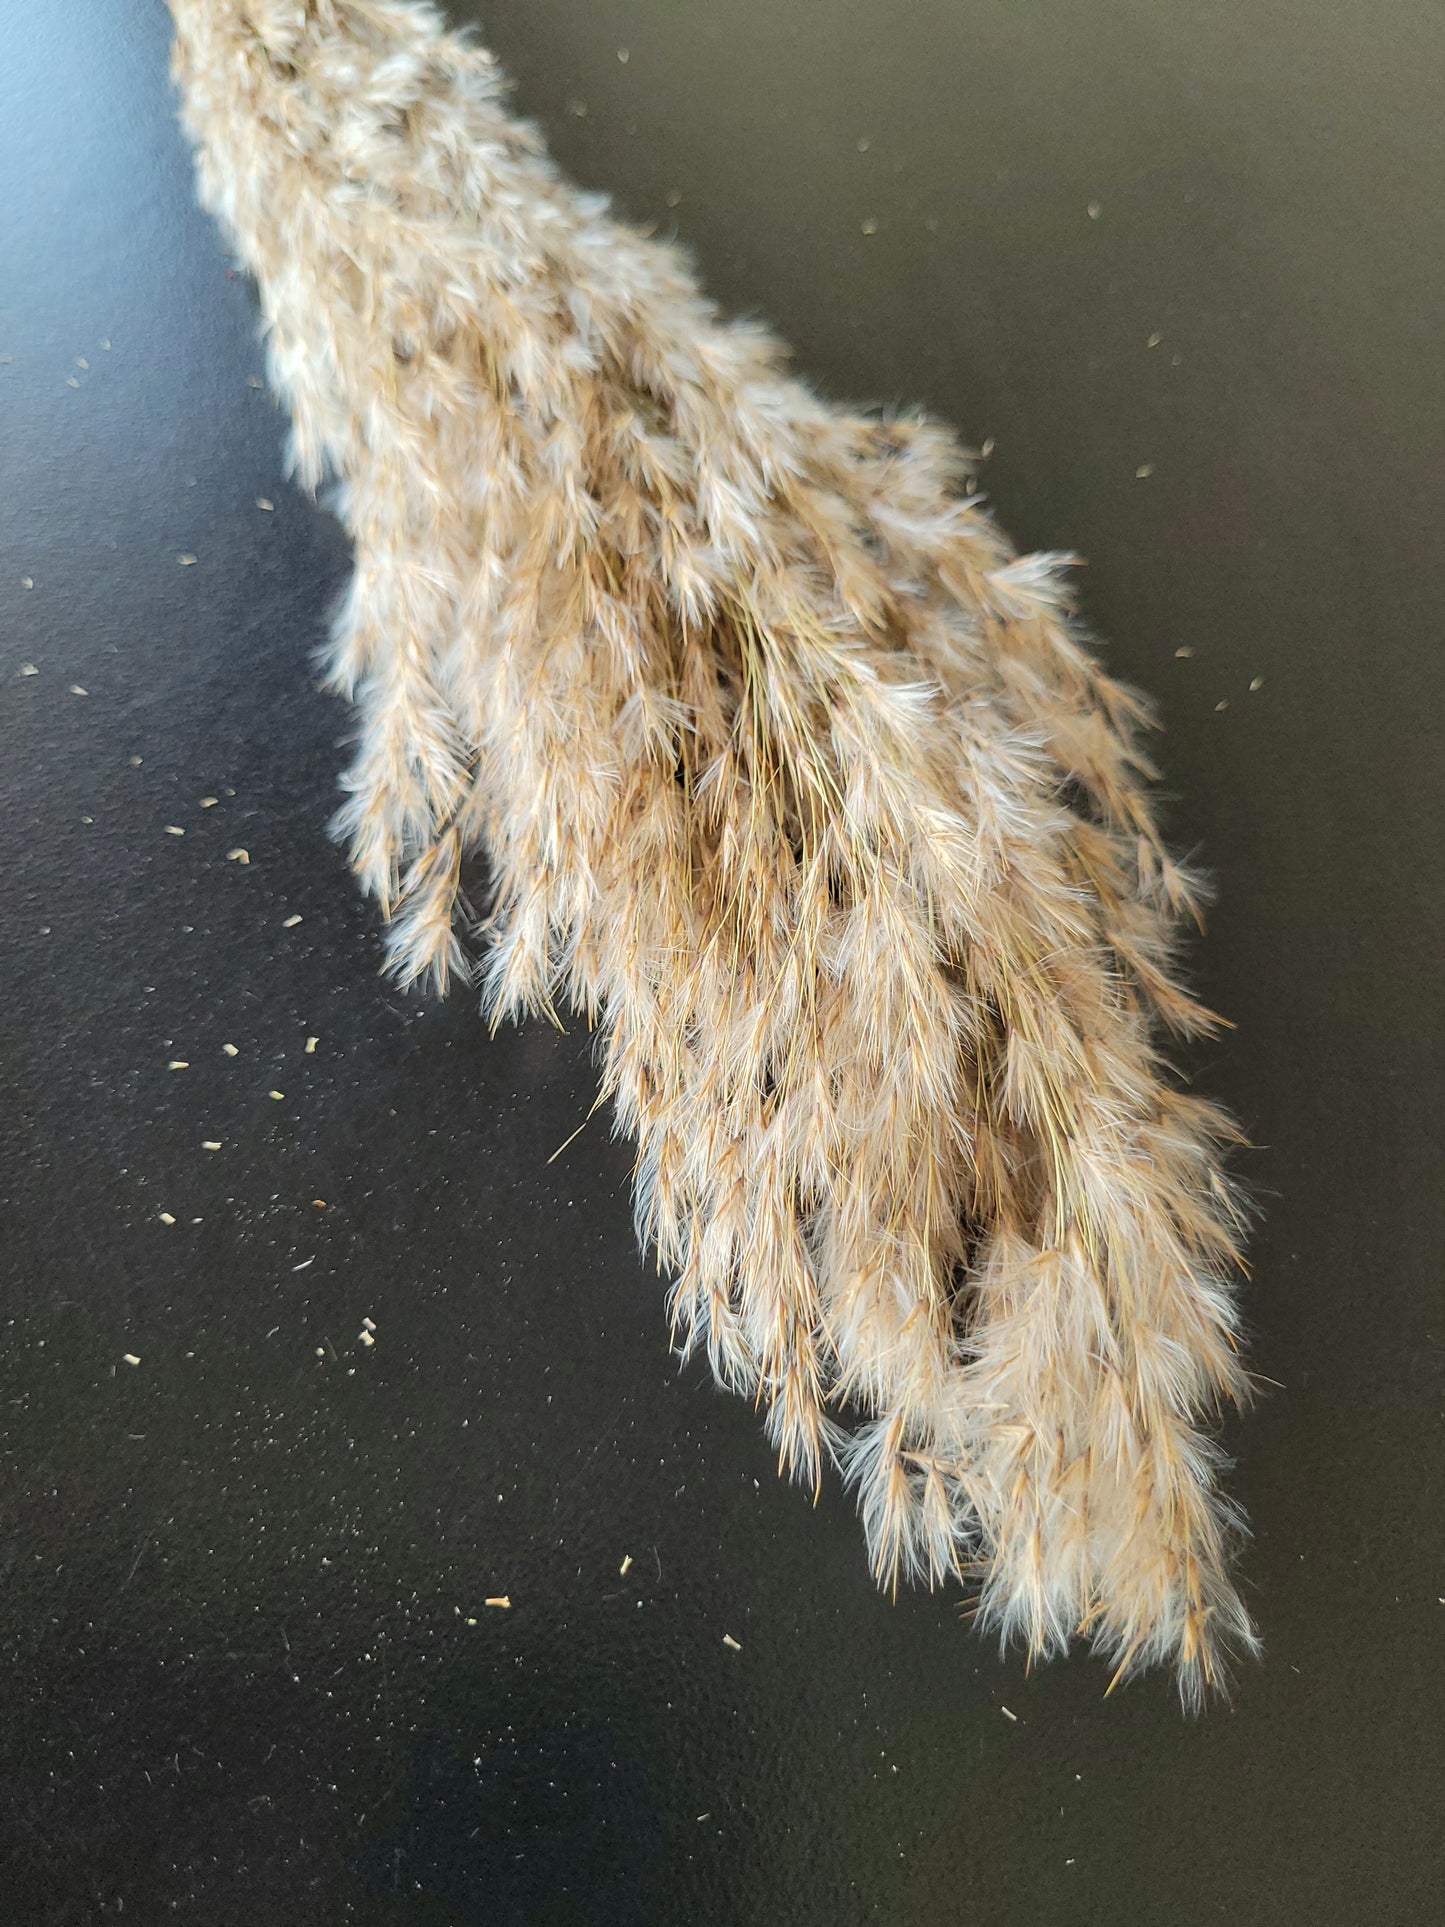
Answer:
[{"left": 2, "top": 2, "right": 1441, "bottom": 1921}]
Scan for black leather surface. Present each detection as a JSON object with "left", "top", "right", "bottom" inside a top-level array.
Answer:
[{"left": 1, "top": 3, "right": 1440, "bottom": 1921}]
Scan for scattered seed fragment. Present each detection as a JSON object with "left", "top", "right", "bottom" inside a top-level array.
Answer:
[
  {"left": 665, "top": 187, "right": 682, "bottom": 208},
  {"left": 619, "top": 1553, "right": 633, "bottom": 1576},
  {"left": 362, "top": 1317, "right": 376, "bottom": 1333},
  {"left": 201, "top": 1140, "right": 222, "bottom": 1151},
  {"left": 158, "top": 1212, "right": 176, "bottom": 1225},
  {"left": 256, "top": 497, "right": 274, "bottom": 512},
  {"left": 1135, "top": 463, "right": 1154, "bottom": 479},
  {"left": 75, "top": 356, "right": 89, "bottom": 370},
  {"left": 980, "top": 437, "right": 995, "bottom": 460},
  {"left": 484, "top": 1596, "right": 511, "bottom": 1609},
  {"left": 101, "top": 338, "right": 111, "bottom": 351},
  {"left": 66, "top": 376, "right": 80, "bottom": 388},
  {"left": 1174, "top": 647, "right": 1194, "bottom": 659},
  {"left": 359, "top": 1329, "right": 375, "bottom": 1347},
  {"left": 71, "top": 685, "right": 88, "bottom": 697},
  {"left": 860, "top": 216, "right": 879, "bottom": 235},
  {"left": 199, "top": 796, "right": 218, "bottom": 808},
  {"left": 617, "top": 46, "right": 628, "bottom": 62},
  {"left": 1249, "top": 676, "right": 1264, "bottom": 691},
  {"left": 857, "top": 136, "right": 871, "bottom": 152},
  {"left": 268, "top": 1090, "right": 285, "bottom": 1101},
  {"left": 19, "top": 664, "right": 38, "bottom": 677},
  {"left": 1214, "top": 699, "right": 1229, "bottom": 712},
  {"left": 122, "top": 1353, "right": 141, "bottom": 1367},
  {"left": 222, "top": 1043, "right": 238, "bottom": 1057},
  {"left": 178, "top": 554, "right": 198, "bottom": 567},
  {"left": 283, "top": 914, "right": 303, "bottom": 928},
  {"left": 293, "top": 1257, "right": 314, "bottom": 1272},
  {"left": 247, "top": 375, "right": 264, "bottom": 388},
  {"left": 312, "top": 1199, "right": 327, "bottom": 1208},
  {"left": 305, "top": 1036, "right": 318, "bottom": 1054},
  {"left": 1147, "top": 332, "right": 1162, "bottom": 347},
  {"left": 1000, "top": 1705, "right": 1018, "bottom": 1721},
  {"left": 168, "top": 1060, "right": 189, "bottom": 1071},
  {"left": 722, "top": 1633, "right": 742, "bottom": 1651},
  {"left": 165, "top": 825, "right": 184, "bottom": 836},
  {"left": 227, "top": 848, "right": 250, "bottom": 864},
  {"left": 21, "top": 576, "right": 34, "bottom": 590},
  {"left": 1087, "top": 200, "right": 1102, "bottom": 219}
]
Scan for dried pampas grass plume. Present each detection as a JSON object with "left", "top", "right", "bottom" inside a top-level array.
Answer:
[{"left": 168, "top": 0, "right": 1257, "bottom": 1704}]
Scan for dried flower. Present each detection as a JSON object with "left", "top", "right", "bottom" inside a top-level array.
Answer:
[{"left": 169, "top": 0, "right": 1255, "bottom": 1704}]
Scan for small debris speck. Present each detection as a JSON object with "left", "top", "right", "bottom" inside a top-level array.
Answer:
[
  {"left": 122, "top": 1353, "right": 142, "bottom": 1367},
  {"left": 165, "top": 825, "right": 185, "bottom": 836},
  {"left": 362, "top": 1317, "right": 376, "bottom": 1332},
  {"left": 860, "top": 216, "right": 879, "bottom": 235},
  {"left": 980, "top": 437, "right": 996, "bottom": 460},
  {"left": 359, "top": 1329, "right": 375, "bottom": 1347},
  {"left": 1135, "top": 463, "right": 1154, "bottom": 479},
  {"left": 268, "top": 1089, "right": 285, "bottom": 1101},
  {"left": 75, "top": 356, "right": 89, "bottom": 370},
  {"left": 222, "top": 1042, "right": 238, "bottom": 1056},
  {"left": 312, "top": 1199, "right": 327, "bottom": 1208},
  {"left": 617, "top": 46, "right": 629, "bottom": 62},
  {"left": 293, "top": 1257, "right": 314, "bottom": 1272},
  {"left": 484, "top": 1596, "right": 511, "bottom": 1609},
  {"left": 199, "top": 796, "right": 218, "bottom": 808},
  {"left": 256, "top": 497, "right": 274, "bottom": 512},
  {"left": 19, "top": 664, "right": 38, "bottom": 677},
  {"left": 21, "top": 576, "right": 34, "bottom": 590},
  {"left": 178, "top": 554, "right": 198, "bottom": 567},
  {"left": 305, "top": 1036, "right": 318, "bottom": 1053},
  {"left": 227, "top": 848, "right": 250, "bottom": 864},
  {"left": 201, "top": 1140, "right": 222, "bottom": 1151},
  {"left": 1174, "top": 647, "right": 1194, "bottom": 659},
  {"left": 619, "top": 1553, "right": 633, "bottom": 1576},
  {"left": 1249, "top": 676, "right": 1264, "bottom": 691},
  {"left": 158, "top": 1212, "right": 176, "bottom": 1225},
  {"left": 247, "top": 375, "right": 264, "bottom": 389},
  {"left": 1214, "top": 700, "right": 1229, "bottom": 712},
  {"left": 665, "top": 187, "right": 682, "bottom": 208},
  {"left": 71, "top": 685, "right": 89, "bottom": 697},
  {"left": 1000, "top": 1705, "right": 1019, "bottom": 1721},
  {"left": 857, "top": 136, "right": 872, "bottom": 153},
  {"left": 1087, "top": 201, "right": 1102, "bottom": 219},
  {"left": 101, "top": 338, "right": 111, "bottom": 351},
  {"left": 568, "top": 98, "right": 587, "bottom": 118},
  {"left": 283, "top": 914, "right": 303, "bottom": 928},
  {"left": 1147, "top": 333, "right": 1162, "bottom": 348},
  {"left": 66, "top": 376, "right": 80, "bottom": 388},
  {"left": 722, "top": 1633, "right": 742, "bottom": 1651},
  {"left": 168, "top": 1060, "right": 189, "bottom": 1071}
]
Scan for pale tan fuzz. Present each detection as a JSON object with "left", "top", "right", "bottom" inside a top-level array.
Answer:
[{"left": 169, "top": 0, "right": 1258, "bottom": 1704}]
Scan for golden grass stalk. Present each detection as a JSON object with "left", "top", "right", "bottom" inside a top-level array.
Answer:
[{"left": 169, "top": 0, "right": 1257, "bottom": 1704}]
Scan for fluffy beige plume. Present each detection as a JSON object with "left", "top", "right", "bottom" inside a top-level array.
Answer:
[{"left": 168, "top": 0, "right": 1257, "bottom": 1703}]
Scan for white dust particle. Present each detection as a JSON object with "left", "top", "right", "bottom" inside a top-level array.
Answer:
[
  {"left": 283, "top": 914, "right": 303, "bottom": 928},
  {"left": 222, "top": 1043, "right": 238, "bottom": 1056},
  {"left": 619, "top": 1553, "right": 633, "bottom": 1576},
  {"left": 201, "top": 1140, "right": 222, "bottom": 1151},
  {"left": 722, "top": 1633, "right": 742, "bottom": 1651},
  {"left": 122, "top": 1353, "right": 141, "bottom": 1367},
  {"left": 1000, "top": 1705, "right": 1018, "bottom": 1721},
  {"left": 158, "top": 1212, "right": 176, "bottom": 1225}
]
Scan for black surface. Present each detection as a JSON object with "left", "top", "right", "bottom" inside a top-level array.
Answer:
[{"left": 2, "top": 3, "right": 1442, "bottom": 1922}]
